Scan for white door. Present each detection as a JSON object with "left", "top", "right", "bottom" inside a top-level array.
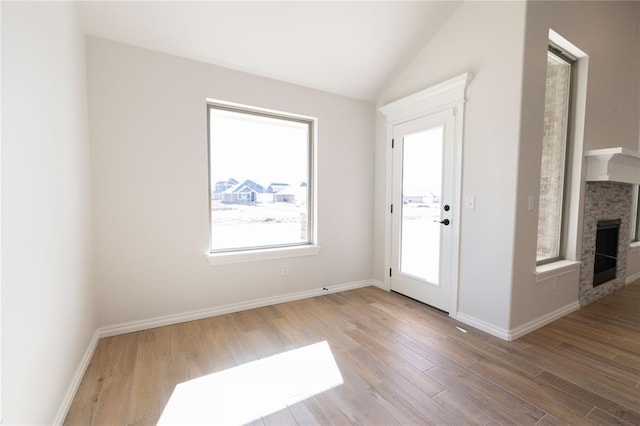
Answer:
[{"left": 391, "top": 109, "right": 456, "bottom": 312}]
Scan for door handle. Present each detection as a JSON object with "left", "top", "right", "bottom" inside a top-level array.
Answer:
[{"left": 438, "top": 219, "right": 450, "bottom": 225}]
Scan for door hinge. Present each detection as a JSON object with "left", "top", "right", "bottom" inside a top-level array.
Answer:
[
  {"left": 392, "top": 138, "right": 395, "bottom": 149},
  {"left": 390, "top": 204, "right": 393, "bottom": 213},
  {"left": 389, "top": 268, "right": 392, "bottom": 277}
]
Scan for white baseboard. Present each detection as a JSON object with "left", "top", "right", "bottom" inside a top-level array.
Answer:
[
  {"left": 455, "top": 313, "right": 510, "bottom": 341},
  {"left": 456, "top": 300, "right": 580, "bottom": 341},
  {"left": 625, "top": 271, "right": 640, "bottom": 285},
  {"left": 508, "top": 301, "right": 580, "bottom": 340},
  {"left": 53, "top": 330, "right": 100, "bottom": 425},
  {"left": 371, "top": 279, "right": 388, "bottom": 290},
  {"left": 98, "top": 280, "right": 373, "bottom": 338}
]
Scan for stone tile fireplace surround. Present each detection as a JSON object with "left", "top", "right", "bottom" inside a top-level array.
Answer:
[
  {"left": 580, "top": 148, "right": 640, "bottom": 306},
  {"left": 579, "top": 181, "right": 632, "bottom": 306}
]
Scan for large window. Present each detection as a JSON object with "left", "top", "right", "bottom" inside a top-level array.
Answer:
[
  {"left": 536, "top": 48, "right": 573, "bottom": 263},
  {"left": 207, "top": 101, "right": 314, "bottom": 253}
]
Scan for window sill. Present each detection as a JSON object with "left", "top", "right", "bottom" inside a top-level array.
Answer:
[
  {"left": 207, "top": 244, "right": 321, "bottom": 266},
  {"left": 629, "top": 241, "right": 640, "bottom": 250},
  {"left": 535, "top": 260, "right": 581, "bottom": 283}
]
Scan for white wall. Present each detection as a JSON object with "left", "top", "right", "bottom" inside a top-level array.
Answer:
[
  {"left": 87, "top": 38, "right": 375, "bottom": 327},
  {"left": 1, "top": 2, "right": 96, "bottom": 424},
  {"left": 511, "top": 1, "right": 640, "bottom": 329},
  {"left": 375, "top": 1, "right": 527, "bottom": 331}
]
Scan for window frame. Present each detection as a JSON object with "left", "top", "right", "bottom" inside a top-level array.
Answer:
[
  {"left": 536, "top": 46, "right": 576, "bottom": 266},
  {"left": 631, "top": 185, "right": 640, "bottom": 243},
  {"left": 206, "top": 100, "right": 317, "bottom": 257}
]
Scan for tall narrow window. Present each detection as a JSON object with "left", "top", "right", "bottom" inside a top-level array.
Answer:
[
  {"left": 631, "top": 185, "right": 640, "bottom": 242},
  {"left": 536, "top": 48, "right": 573, "bottom": 263},
  {"left": 208, "top": 102, "right": 314, "bottom": 252}
]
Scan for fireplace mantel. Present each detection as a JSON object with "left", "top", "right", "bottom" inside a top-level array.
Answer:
[{"left": 584, "top": 147, "right": 640, "bottom": 185}]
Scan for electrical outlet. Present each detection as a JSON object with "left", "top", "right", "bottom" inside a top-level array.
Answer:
[{"left": 281, "top": 264, "right": 289, "bottom": 276}]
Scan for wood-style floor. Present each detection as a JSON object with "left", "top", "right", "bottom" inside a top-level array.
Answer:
[{"left": 65, "top": 282, "right": 640, "bottom": 425}]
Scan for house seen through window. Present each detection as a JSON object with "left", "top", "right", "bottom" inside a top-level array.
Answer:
[{"left": 208, "top": 102, "right": 314, "bottom": 252}]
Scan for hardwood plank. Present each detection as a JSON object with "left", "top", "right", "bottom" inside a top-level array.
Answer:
[
  {"left": 344, "top": 347, "right": 466, "bottom": 425},
  {"left": 466, "top": 359, "right": 594, "bottom": 423},
  {"left": 367, "top": 383, "right": 433, "bottom": 425},
  {"left": 261, "top": 406, "right": 297, "bottom": 426},
  {"left": 346, "top": 327, "right": 435, "bottom": 372},
  {"left": 532, "top": 327, "right": 620, "bottom": 359},
  {"left": 128, "top": 339, "right": 165, "bottom": 423},
  {"left": 535, "top": 413, "right": 572, "bottom": 426},
  {"left": 325, "top": 387, "right": 401, "bottom": 425},
  {"left": 180, "top": 327, "right": 212, "bottom": 380},
  {"left": 426, "top": 365, "right": 546, "bottom": 424},
  {"left": 458, "top": 334, "right": 545, "bottom": 377},
  {"left": 548, "top": 317, "right": 614, "bottom": 343},
  {"left": 432, "top": 389, "right": 498, "bottom": 425},
  {"left": 127, "top": 414, "right": 161, "bottom": 426},
  {"left": 301, "top": 392, "right": 352, "bottom": 425},
  {"left": 586, "top": 407, "right": 634, "bottom": 426},
  {"left": 557, "top": 342, "right": 640, "bottom": 383},
  {"left": 346, "top": 346, "right": 443, "bottom": 398},
  {"left": 65, "top": 282, "right": 640, "bottom": 426},
  {"left": 523, "top": 345, "right": 640, "bottom": 413},
  {"left": 63, "top": 404, "right": 93, "bottom": 426},
  {"left": 536, "top": 370, "right": 640, "bottom": 425},
  {"left": 287, "top": 400, "right": 324, "bottom": 425},
  {"left": 92, "top": 374, "right": 133, "bottom": 425}
]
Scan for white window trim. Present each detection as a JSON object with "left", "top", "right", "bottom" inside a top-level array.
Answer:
[{"left": 207, "top": 244, "right": 321, "bottom": 266}]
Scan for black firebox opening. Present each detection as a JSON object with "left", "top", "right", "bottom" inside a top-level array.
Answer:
[{"left": 593, "top": 219, "right": 621, "bottom": 287}]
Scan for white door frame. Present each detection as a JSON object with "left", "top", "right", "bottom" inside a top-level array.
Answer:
[{"left": 379, "top": 73, "right": 472, "bottom": 319}]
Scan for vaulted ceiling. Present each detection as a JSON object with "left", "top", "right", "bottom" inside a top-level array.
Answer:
[{"left": 79, "top": 1, "right": 463, "bottom": 102}]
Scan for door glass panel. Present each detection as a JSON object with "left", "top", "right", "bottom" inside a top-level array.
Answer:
[{"left": 400, "top": 126, "right": 444, "bottom": 284}]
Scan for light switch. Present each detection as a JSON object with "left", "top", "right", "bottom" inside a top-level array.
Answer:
[{"left": 464, "top": 196, "right": 475, "bottom": 210}]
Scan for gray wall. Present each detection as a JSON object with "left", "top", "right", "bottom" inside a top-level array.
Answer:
[{"left": 87, "top": 37, "right": 376, "bottom": 327}]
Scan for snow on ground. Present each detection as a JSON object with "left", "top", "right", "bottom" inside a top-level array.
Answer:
[{"left": 211, "top": 201, "right": 307, "bottom": 250}]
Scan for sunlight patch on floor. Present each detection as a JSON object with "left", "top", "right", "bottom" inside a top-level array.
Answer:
[{"left": 157, "top": 341, "right": 343, "bottom": 425}]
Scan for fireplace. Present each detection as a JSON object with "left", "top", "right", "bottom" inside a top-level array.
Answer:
[
  {"left": 579, "top": 182, "right": 631, "bottom": 306},
  {"left": 593, "top": 219, "right": 620, "bottom": 286},
  {"left": 580, "top": 148, "right": 640, "bottom": 305}
]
